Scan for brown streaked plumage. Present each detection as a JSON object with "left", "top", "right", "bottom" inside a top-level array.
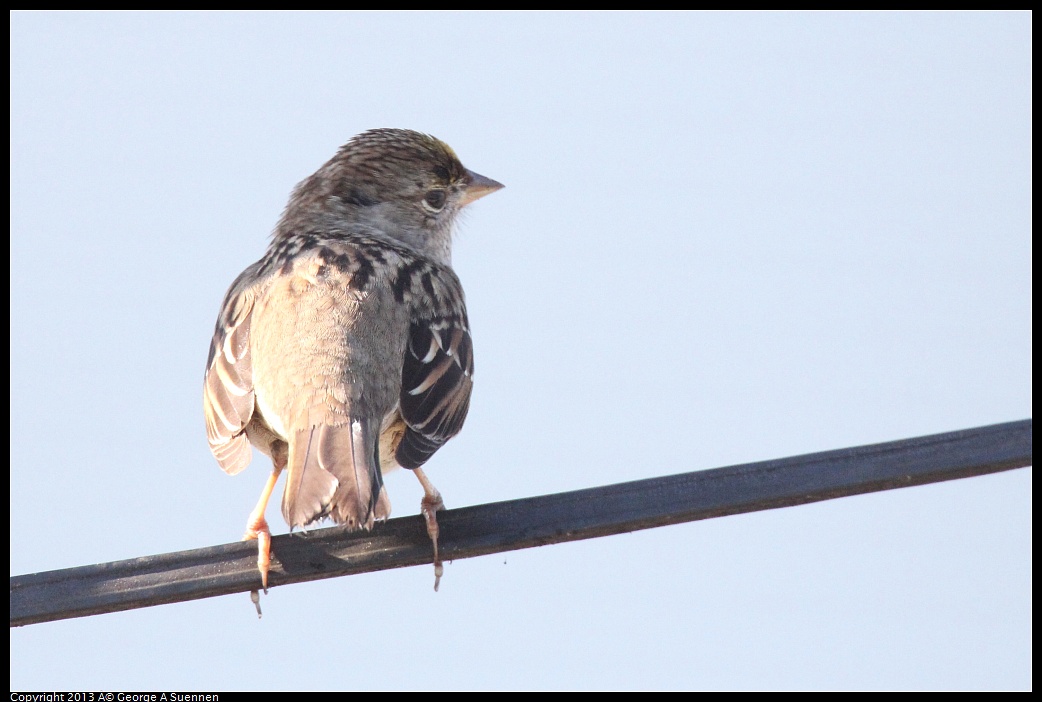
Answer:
[{"left": 203, "top": 129, "right": 502, "bottom": 610}]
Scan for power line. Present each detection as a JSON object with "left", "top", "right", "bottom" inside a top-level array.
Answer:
[{"left": 10, "top": 419, "right": 1031, "bottom": 627}]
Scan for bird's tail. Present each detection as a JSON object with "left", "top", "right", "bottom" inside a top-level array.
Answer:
[{"left": 282, "top": 419, "right": 389, "bottom": 529}]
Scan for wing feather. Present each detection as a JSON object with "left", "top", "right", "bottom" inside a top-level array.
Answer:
[
  {"left": 396, "top": 317, "right": 474, "bottom": 469},
  {"left": 202, "top": 264, "right": 263, "bottom": 475}
]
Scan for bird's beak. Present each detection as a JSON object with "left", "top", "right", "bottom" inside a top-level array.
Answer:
[{"left": 460, "top": 169, "right": 504, "bottom": 207}]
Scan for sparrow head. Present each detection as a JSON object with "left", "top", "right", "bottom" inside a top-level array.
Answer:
[{"left": 277, "top": 128, "right": 503, "bottom": 263}]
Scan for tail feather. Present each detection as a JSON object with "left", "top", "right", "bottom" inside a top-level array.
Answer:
[
  {"left": 328, "top": 419, "right": 385, "bottom": 527},
  {"left": 282, "top": 420, "right": 387, "bottom": 529}
]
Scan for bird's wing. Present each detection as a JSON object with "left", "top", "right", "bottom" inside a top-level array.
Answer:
[
  {"left": 396, "top": 314, "right": 474, "bottom": 468},
  {"left": 203, "top": 262, "right": 264, "bottom": 475}
]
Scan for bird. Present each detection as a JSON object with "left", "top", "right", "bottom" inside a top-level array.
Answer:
[{"left": 203, "top": 128, "right": 502, "bottom": 610}]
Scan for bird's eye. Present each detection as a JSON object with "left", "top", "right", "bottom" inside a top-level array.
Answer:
[{"left": 422, "top": 189, "right": 447, "bottom": 213}]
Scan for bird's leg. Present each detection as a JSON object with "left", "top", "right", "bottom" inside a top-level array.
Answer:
[
  {"left": 413, "top": 467, "right": 445, "bottom": 591},
  {"left": 243, "top": 445, "right": 286, "bottom": 616},
  {"left": 243, "top": 467, "right": 281, "bottom": 590}
]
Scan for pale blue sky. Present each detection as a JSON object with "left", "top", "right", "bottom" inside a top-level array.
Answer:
[{"left": 10, "top": 11, "right": 1031, "bottom": 690}]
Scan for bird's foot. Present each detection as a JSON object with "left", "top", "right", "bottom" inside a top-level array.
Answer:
[
  {"left": 240, "top": 463, "right": 284, "bottom": 617},
  {"left": 414, "top": 468, "right": 445, "bottom": 591},
  {"left": 243, "top": 514, "right": 272, "bottom": 618},
  {"left": 243, "top": 513, "right": 273, "bottom": 592}
]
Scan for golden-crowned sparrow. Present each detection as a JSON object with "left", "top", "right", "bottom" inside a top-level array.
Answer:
[{"left": 203, "top": 129, "right": 502, "bottom": 602}]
